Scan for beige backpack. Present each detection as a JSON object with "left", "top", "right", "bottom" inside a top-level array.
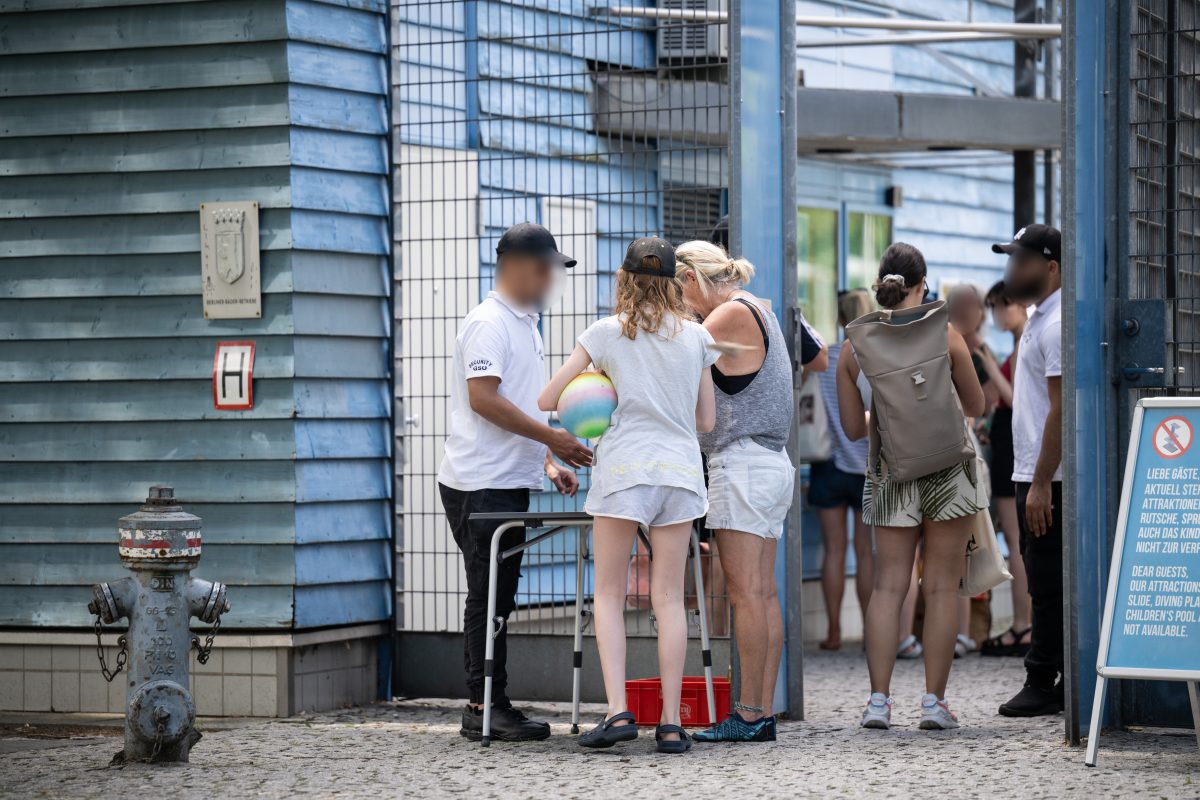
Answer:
[{"left": 844, "top": 300, "right": 975, "bottom": 483}]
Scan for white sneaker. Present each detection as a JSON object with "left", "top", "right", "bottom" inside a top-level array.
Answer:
[
  {"left": 918, "top": 694, "right": 960, "bottom": 730},
  {"left": 861, "top": 692, "right": 893, "bottom": 729},
  {"left": 954, "top": 634, "right": 976, "bottom": 658}
]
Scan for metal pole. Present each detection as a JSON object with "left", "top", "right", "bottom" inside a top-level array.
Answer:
[
  {"left": 1014, "top": 0, "right": 1038, "bottom": 228},
  {"left": 796, "top": 31, "right": 1057, "bottom": 48},
  {"left": 480, "top": 520, "right": 523, "bottom": 747},
  {"left": 689, "top": 530, "right": 717, "bottom": 725},
  {"left": 1084, "top": 676, "right": 1107, "bottom": 766},
  {"left": 1188, "top": 682, "right": 1200, "bottom": 754},
  {"left": 590, "top": 5, "right": 1062, "bottom": 36}
]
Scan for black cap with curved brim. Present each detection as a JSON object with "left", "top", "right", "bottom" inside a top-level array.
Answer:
[
  {"left": 621, "top": 237, "right": 676, "bottom": 278},
  {"left": 496, "top": 222, "right": 576, "bottom": 269},
  {"left": 991, "top": 223, "right": 1061, "bottom": 264}
]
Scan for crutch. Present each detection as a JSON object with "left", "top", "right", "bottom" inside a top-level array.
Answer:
[
  {"left": 570, "top": 523, "right": 589, "bottom": 734},
  {"left": 689, "top": 528, "right": 717, "bottom": 723}
]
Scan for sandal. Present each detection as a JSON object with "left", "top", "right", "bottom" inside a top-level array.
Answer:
[
  {"left": 655, "top": 723, "right": 692, "bottom": 754},
  {"left": 578, "top": 711, "right": 638, "bottom": 748},
  {"left": 953, "top": 634, "right": 976, "bottom": 658},
  {"left": 981, "top": 626, "right": 1032, "bottom": 657},
  {"left": 896, "top": 634, "right": 923, "bottom": 660}
]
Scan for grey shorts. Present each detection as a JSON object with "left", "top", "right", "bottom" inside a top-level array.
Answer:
[
  {"left": 705, "top": 438, "right": 795, "bottom": 539},
  {"left": 585, "top": 484, "right": 707, "bottom": 528}
]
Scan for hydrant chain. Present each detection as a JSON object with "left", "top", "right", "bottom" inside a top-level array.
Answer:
[
  {"left": 193, "top": 613, "right": 223, "bottom": 665},
  {"left": 92, "top": 613, "right": 128, "bottom": 683}
]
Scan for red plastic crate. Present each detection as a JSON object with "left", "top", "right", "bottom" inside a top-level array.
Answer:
[{"left": 625, "top": 676, "right": 731, "bottom": 727}]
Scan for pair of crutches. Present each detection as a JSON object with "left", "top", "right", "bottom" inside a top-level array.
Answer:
[{"left": 468, "top": 511, "right": 716, "bottom": 746}]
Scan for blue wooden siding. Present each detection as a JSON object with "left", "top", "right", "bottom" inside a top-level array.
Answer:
[{"left": 0, "top": 0, "right": 391, "bottom": 629}]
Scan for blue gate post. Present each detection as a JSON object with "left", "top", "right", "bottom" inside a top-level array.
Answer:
[
  {"left": 730, "top": 0, "right": 799, "bottom": 717},
  {"left": 1063, "top": 0, "right": 1111, "bottom": 745}
]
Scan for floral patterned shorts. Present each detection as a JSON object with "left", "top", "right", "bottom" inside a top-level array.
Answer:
[{"left": 862, "top": 459, "right": 986, "bottom": 528}]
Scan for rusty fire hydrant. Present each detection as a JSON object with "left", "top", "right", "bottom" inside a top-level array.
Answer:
[{"left": 88, "top": 485, "right": 230, "bottom": 764}]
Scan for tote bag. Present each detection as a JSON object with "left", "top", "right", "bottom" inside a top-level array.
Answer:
[
  {"left": 959, "top": 509, "right": 1013, "bottom": 597},
  {"left": 795, "top": 371, "right": 832, "bottom": 463}
]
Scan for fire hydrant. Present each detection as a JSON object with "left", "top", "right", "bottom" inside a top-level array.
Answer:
[{"left": 88, "top": 485, "right": 230, "bottom": 763}]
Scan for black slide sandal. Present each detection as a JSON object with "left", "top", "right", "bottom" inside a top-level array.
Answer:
[
  {"left": 578, "top": 711, "right": 638, "bottom": 748},
  {"left": 655, "top": 724, "right": 692, "bottom": 754}
]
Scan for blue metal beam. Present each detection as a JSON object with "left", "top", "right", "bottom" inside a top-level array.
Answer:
[
  {"left": 730, "top": 0, "right": 798, "bottom": 717},
  {"left": 1063, "top": 0, "right": 1109, "bottom": 744}
]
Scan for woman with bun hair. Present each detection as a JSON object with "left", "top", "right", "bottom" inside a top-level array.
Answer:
[
  {"left": 674, "top": 239, "right": 814, "bottom": 743},
  {"left": 835, "top": 242, "right": 985, "bottom": 731}
]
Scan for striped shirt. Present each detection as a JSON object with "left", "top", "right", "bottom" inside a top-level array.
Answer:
[{"left": 818, "top": 342, "right": 870, "bottom": 476}]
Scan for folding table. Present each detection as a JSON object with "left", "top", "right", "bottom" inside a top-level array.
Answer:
[{"left": 468, "top": 510, "right": 717, "bottom": 746}]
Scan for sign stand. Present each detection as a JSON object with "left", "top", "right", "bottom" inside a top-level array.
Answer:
[{"left": 1086, "top": 398, "right": 1200, "bottom": 766}]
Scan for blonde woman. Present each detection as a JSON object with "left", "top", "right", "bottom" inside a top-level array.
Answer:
[
  {"left": 541, "top": 238, "right": 717, "bottom": 754},
  {"left": 674, "top": 240, "right": 821, "bottom": 743}
]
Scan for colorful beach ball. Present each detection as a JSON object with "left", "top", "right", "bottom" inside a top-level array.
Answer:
[{"left": 557, "top": 372, "right": 617, "bottom": 439}]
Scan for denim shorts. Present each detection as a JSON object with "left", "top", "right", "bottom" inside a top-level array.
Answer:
[
  {"left": 705, "top": 438, "right": 795, "bottom": 539},
  {"left": 808, "top": 459, "right": 866, "bottom": 511},
  {"left": 585, "top": 484, "right": 707, "bottom": 528}
]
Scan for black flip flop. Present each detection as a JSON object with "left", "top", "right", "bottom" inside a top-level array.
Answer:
[
  {"left": 578, "top": 711, "right": 638, "bottom": 748},
  {"left": 655, "top": 723, "right": 692, "bottom": 754},
  {"left": 981, "top": 626, "right": 1032, "bottom": 657}
]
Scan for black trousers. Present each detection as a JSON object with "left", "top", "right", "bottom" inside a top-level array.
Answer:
[
  {"left": 438, "top": 483, "right": 530, "bottom": 706},
  {"left": 1015, "top": 480, "right": 1064, "bottom": 687}
]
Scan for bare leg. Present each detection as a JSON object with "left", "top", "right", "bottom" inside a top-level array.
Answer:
[
  {"left": 715, "top": 529, "right": 769, "bottom": 721},
  {"left": 958, "top": 595, "right": 973, "bottom": 642},
  {"left": 899, "top": 560, "right": 919, "bottom": 643},
  {"left": 921, "top": 516, "right": 974, "bottom": 697},
  {"left": 817, "top": 506, "right": 849, "bottom": 649},
  {"left": 997, "top": 496, "right": 1032, "bottom": 638},
  {"left": 864, "top": 525, "right": 921, "bottom": 695},
  {"left": 591, "top": 516, "right": 638, "bottom": 722},
  {"left": 650, "top": 520, "right": 693, "bottom": 739},
  {"left": 759, "top": 538, "right": 782, "bottom": 717},
  {"left": 851, "top": 512, "right": 874, "bottom": 635}
]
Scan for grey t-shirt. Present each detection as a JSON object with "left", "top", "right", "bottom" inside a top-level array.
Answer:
[{"left": 578, "top": 313, "right": 718, "bottom": 499}]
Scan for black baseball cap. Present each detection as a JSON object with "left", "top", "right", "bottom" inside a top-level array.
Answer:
[
  {"left": 621, "top": 237, "right": 676, "bottom": 278},
  {"left": 991, "top": 223, "right": 1061, "bottom": 263},
  {"left": 496, "top": 222, "right": 576, "bottom": 268}
]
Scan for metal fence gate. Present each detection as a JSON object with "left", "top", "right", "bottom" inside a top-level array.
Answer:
[
  {"left": 392, "top": 0, "right": 733, "bottom": 697},
  {"left": 1113, "top": 0, "right": 1200, "bottom": 726}
]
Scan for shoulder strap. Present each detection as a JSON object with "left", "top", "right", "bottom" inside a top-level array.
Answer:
[{"left": 732, "top": 297, "right": 769, "bottom": 351}]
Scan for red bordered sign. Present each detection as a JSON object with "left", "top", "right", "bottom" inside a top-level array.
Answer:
[
  {"left": 1152, "top": 416, "right": 1193, "bottom": 459},
  {"left": 213, "top": 341, "right": 255, "bottom": 410}
]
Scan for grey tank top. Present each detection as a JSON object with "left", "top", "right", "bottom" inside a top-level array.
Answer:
[{"left": 698, "top": 295, "right": 794, "bottom": 454}]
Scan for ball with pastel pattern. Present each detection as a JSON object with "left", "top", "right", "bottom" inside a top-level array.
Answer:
[{"left": 557, "top": 372, "right": 617, "bottom": 439}]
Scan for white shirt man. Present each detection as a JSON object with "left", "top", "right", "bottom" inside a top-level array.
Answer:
[
  {"left": 436, "top": 222, "right": 591, "bottom": 743},
  {"left": 992, "top": 223, "right": 1066, "bottom": 718}
]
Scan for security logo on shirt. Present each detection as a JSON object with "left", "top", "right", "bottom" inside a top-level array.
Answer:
[{"left": 469, "top": 358, "right": 493, "bottom": 372}]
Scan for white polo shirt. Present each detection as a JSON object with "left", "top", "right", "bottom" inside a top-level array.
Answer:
[
  {"left": 436, "top": 291, "right": 547, "bottom": 492},
  {"left": 1011, "top": 288, "right": 1062, "bottom": 483}
]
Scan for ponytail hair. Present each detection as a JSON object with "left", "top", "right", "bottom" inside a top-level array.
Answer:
[
  {"left": 873, "top": 242, "right": 927, "bottom": 309},
  {"left": 674, "top": 240, "right": 755, "bottom": 297}
]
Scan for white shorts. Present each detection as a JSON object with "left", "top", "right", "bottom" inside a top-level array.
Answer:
[
  {"left": 705, "top": 438, "right": 795, "bottom": 539},
  {"left": 585, "top": 484, "right": 707, "bottom": 528}
]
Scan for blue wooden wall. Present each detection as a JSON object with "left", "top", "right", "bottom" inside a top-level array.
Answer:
[{"left": 0, "top": 0, "right": 391, "bottom": 629}]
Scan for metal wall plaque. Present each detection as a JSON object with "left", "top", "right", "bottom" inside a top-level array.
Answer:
[{"left": 200, "top": 201, "right": 261, "bottom": 319}]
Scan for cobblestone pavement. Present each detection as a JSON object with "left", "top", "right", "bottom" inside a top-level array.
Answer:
[{"left": 2, "top": 649, "right": 1197, "bottom": 799}]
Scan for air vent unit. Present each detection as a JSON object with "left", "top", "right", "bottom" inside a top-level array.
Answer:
[{"left": 657, "top": 0, "right": 728, "bottom": 61}]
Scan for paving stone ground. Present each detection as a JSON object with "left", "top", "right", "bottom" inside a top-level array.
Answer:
[{"left": 1, "top": 649, "right": 1197, "bottom": 799}]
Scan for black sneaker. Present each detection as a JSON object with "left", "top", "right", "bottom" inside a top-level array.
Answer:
[
  {"left": 998, "top": 682, "right": 1063, "bottom": 717},
  {"left": 460, "top": 705, "right": 551, "bottom": 742}
]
